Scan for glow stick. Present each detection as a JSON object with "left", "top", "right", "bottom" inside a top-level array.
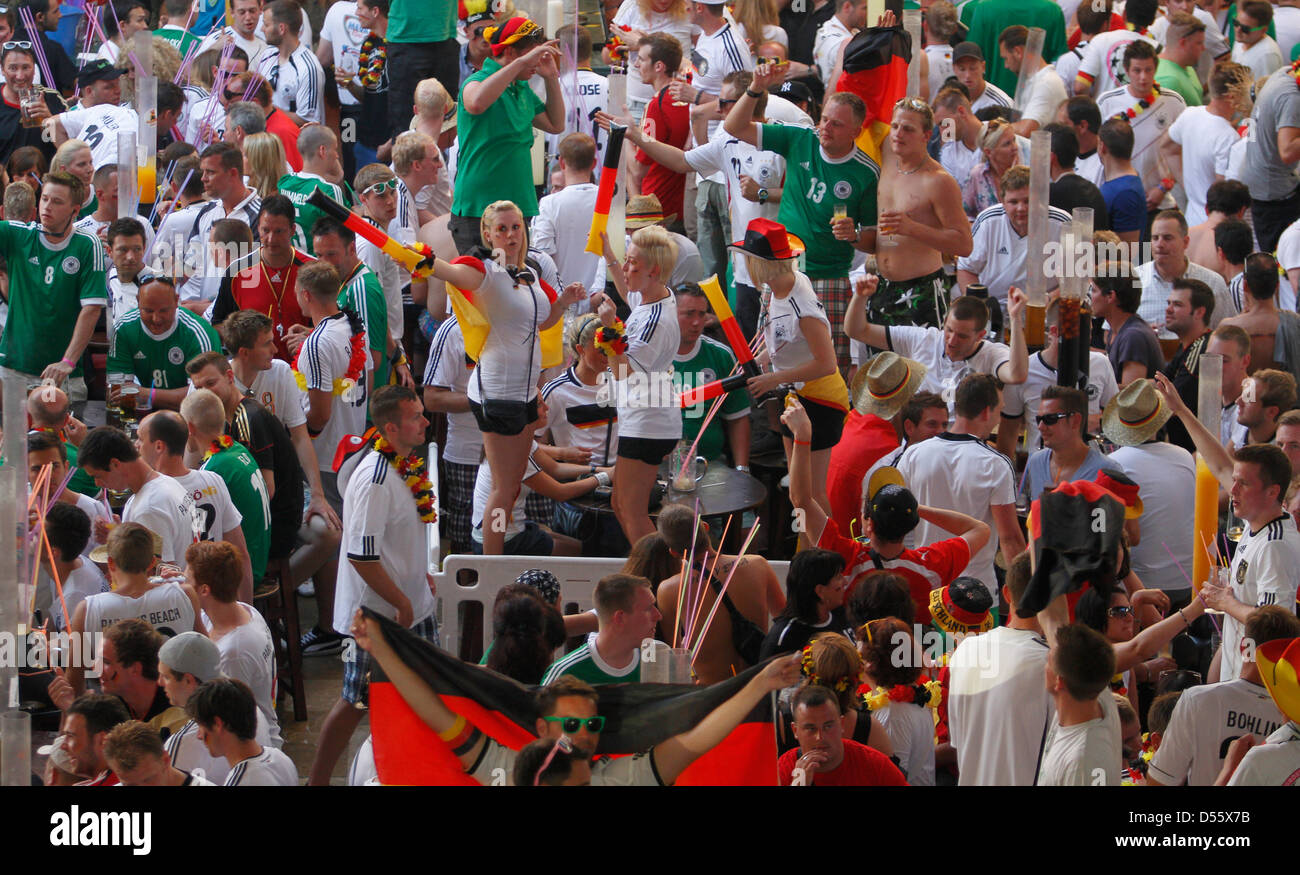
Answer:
[{"left": 1161, "top": 541, "right": 1222, "bottom": 635}]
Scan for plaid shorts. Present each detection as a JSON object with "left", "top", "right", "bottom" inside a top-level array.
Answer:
[
  {"left": 810, "top": 275, "right": 852, "bottom": 371},
  {"left": 440, "top": 460, "right": 478, "bottom": 554},
  {"left": 525, "top": 492, "right": 555, "bottom": 528},
  {"left": 343, "top": 613, "right": 440, "bottom": 706}
]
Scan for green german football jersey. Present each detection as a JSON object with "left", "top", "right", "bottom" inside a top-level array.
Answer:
[
  {"left": 107, "top": 307, "right": 221, "bottom": 389},
  {"left": 0, "top": 222, "right": 107, "bottom": 376},
  {"left": 64, "top": 442, "right": 100, "bottom": 498},
  {"left": 278, "top": 172, "right": 347, "bottom": 254},
  {"left": 338, "top": 263, "right": 390, "bottom": 390},
  {"left": 673, "top": 335, "right": 751, "bottom": 462},
  {"left": 153, "top": 26, "right": 200, "bottom": 59},
  {"left": 202, "top": 441, "right": 270, "bottom": 581},
  {"left": 759, "top": 122, "right": 880, "bottom": 279},
  {"left": 78, "top": 196, "right": 97, "bottom": 220}
]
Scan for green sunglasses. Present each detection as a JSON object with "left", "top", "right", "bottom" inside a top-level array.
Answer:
[{"left": 543, "top": 715, "right": 606, "bottom": 733}]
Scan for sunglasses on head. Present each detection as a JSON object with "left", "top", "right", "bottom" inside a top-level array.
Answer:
[
  {"left": 1107, "top": 605, "right": 1134, "bottom": 618},
  {"left": 1034, "top": 411, "right": 1072, "bottom": 425},
  {"left": 896, "top": 96, "right": 929, "bottom": 113},
  {"left": 362, "top": 178, "right": 399, "bottom": 196},
  {"left": 542, "top": 715, "right": 605, "bottom": 733}
]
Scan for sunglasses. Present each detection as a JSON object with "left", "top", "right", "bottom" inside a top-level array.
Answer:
[
  {"left": 3, "top": 40, "right": 33, "bottom": 50},
  {"left": 542, "top": 715, "right": 605, "bottom": 733},
  {"left": 223, "top": 88, "right": 243, "bottom": 101},
  {"left": 361, "top": 178, "right": 399, "bottom": 196},
  {"left": 1034, "top": 411, "right": 1073, "bottom": 425},
  {"left": 719, "top": 98, "right": 738, "bottom": 108},
  {"left": 895, "top": 96, "right": 930, "bottom": 113},
  {"left": 1107, "top": 605, "right": 1135, "bottom": 618},
  {"left": 1235, "top": 21, "right": 1266, "bottom": 32}
]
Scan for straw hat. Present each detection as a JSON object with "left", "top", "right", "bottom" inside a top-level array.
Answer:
[
  {"left": 625, "top": 194, "right": 678, "bottom": 229},
  {"left": 1101, "top": 378, "right": 1172, "bottom": 447},
  {"left": 850, "top": 351, "right": 928, "bottom": 419},
  {"left": 1256, "top": 637, "right": 1300, "bottom": 725},
  {"left": 89, "top": 527, "right": 164, "bottom": 566}
]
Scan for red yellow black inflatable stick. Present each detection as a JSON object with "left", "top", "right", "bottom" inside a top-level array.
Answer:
[
  {"left": 307, "top": 188, "right": 437, "bottom": 278},
  {"left": 584, "top": 124, "right": 627, "bottom": 255}
]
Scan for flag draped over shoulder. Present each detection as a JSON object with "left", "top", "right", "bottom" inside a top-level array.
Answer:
[
  {"left": 837, "top": 26, "right": 912, "bottom": 164},
  {"left": 1020, "top": 481, "right": 1124, "bottom": 617},
  {"left": 364, "top": 610, "right": 778, "bottom": 785},
  {"left": 445, "top": 256, "right": 565, "bottom": 370}
]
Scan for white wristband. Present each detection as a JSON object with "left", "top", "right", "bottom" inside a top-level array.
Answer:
[{"left": 594, "top": 471, "right": 611, "bottom": 488}]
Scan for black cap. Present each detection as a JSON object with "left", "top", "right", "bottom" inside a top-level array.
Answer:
[
  {"left": 948, "top": 577, "right": 993, "bottom": 617},
  {"left": 952, "top": 41, "right": 984, "bottom": 63},
  {"left": 77, "top": 59, "right": 126, "bottom": 87},
  {"left": 776, "top": 80, "right": 813, "bottom": 104},
  {"left": 868, "top": 484, "right": 920, "bottom": 541}
]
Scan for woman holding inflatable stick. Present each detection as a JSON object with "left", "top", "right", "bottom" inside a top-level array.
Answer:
[
  {"left": 591, "top": 227, "right": 682, "bottom": 545},
  {"left": 737, "top": 218, "right": 847, "bottom": 519}
]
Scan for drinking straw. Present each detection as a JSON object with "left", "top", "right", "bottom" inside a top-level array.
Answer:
[{"left": 691, "top": 520, "right": 761, "bottom": 662}]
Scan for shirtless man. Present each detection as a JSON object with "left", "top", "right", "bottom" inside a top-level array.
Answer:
[
  {"left": 862, "top": 99, "right": 973, "bottom": 330},
  {"left": 1222, "top": 252, "right": 1300, "bottom": 374},
  {"left": 1187, "top": 180, "right": 1252, "bottom": 269},
  {"left": 652, "top": 503, "right": 785, "bottom": 685}
]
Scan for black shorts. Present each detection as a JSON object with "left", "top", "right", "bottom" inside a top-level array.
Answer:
[
  {"left": 778, "top": 395, "right": 846, "bottom": 451},
  {"left": 469, "top": 397, "right": 539, "bottom": 437},
  {"left": 617, "top": 436, "right": 678, "bottom": 466},
  {"left": 471, "top": 520, "right": 553, "bottom": 556}
]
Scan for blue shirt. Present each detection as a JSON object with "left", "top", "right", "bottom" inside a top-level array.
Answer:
[
  {"left": 1100, "top": 174, "right": 1147, "bottom": 236},
  {"left": 1020, "top": 446, "right": 1123, "bottom": 504}
]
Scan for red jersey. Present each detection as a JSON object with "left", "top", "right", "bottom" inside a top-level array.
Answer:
[
  {"left": 778, "top": 739, "right": 909, "bottom": 786},
  {"left": 210, "top": 249, "right": 314, "bottom": 360},
  {"left": 636, "top": 86, "right": 690, "bottom": 219},
  {"left": 266, "top": 108, "right": 304, "bottom": 172},
  {"left": 1068, "top": 13, "right": 1124, "bottom": 48},
  {"left": 827, "top": 411, "right": 900, "bottom": 537},
  {"left": 818, "top": 524, "right": 971, "bottom": 626}
]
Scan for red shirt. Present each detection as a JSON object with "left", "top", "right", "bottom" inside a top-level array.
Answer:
[
  {"left": 778, "top": 739, "right": 909, "bottom": 786},
  {"left": 827, "top": 411, "right": 900, "bottom": 537},
  {"left": 74, "top": 769, "right": 120, "bottom": 786},
  {"left": 266, "top": 108, "right": 304, "bottom": 172},
  {"left": 211, "top": 249, "right": 314, "bottom": 360},
  {"left": 818, "top": 525, "right": 971, "bottom": 626},
  {"left": 1068, "top": 13, "right": 1125, "bottom": 48},
  {"left": 636, "top": 86, "right": 690, "bottom": 219}
]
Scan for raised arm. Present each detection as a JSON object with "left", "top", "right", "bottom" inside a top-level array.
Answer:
[
  {"left": 917, "top": 505, "right": 991, "bottom": 558},
  {"left": 1152, "top": 371, "right": 1233, "bottom": 489},
  {"left": 723, "top": 62, "right": 784, "bottom": 145},
  {"left": 997, "top": 289, "right": 1029, "bottom": 385},
  {"left": 844, "top": 274, "right": 888, "bottom": 348}
]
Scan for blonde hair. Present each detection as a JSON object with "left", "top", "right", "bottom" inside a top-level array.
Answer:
[
  {"left": 480, "top": 200, "right": 528, "bottom": 267},
  {"left": 413, "top": 77, "right": 452, "bottom": 118},
  {"left": 567, "top": 312, "right": 602, "bottom": 350},
  {"left": 732, "top": 0, "right": 779, "bottom": 52},
  {"left": 392, "top": 131, "right": 435, "bottom": 177},
  {"left": 243, "top": 132, "right": 287, "bottom": 199},
  {"left": 179, "top": 388, "right": 227, "bottom": 437},
  {"left": 638, "top": 0, "right": 687, "bottom": 18},
  {"left": 630, "top": 225, "right": 676, "bottom": 283},
  {"left": 978, "top": 118, "right": 1013, "bottom": 153},
  {"left": 806, "top": 633, "right": 863, "bottom": 713},
  {"left": 117, "top": 37, "right": 181, "bottom": 103},
  {"left": 745, "top": 254, "right": 795, "bottom": 289},
  {"left": 52, "top": 139, "right": 91, "bottom": 175}
]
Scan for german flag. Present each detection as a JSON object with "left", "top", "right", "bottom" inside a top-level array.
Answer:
[
  {"left": 365, "top": 610, "right": 778, "bottom": 785},
  {"left": 444, "top": 256, "right": 565, "bottom": 369},
  {"left": 836, "top": 26, "right": 912, "bottom": 164}
]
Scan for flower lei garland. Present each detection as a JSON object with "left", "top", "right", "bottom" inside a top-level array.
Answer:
[
  {"left": 374, "top": 435, "right": 437, "bottom": 523},
  {"left": 595, "top": 319, "right": 629, "bottom": 356},
  {"left": 859, "top": 679, "right": 943, "bottom": 712},
  {"left": 1111, "top": 82, "right": 1160, "bottom": 122},
  {"left": 204, "top": 434, "right": 234, "bottom": 461},
  {"left": 358, "top": 35, "right": 386, "bottom": 88},
  {"left": 799, "top": 643, "right": 854, "bottom": 693},
  {"left": 292, "top": 308, "right": 368, "bottom": 400},
  {"left": 1110, "top": 673, "right": 1128, "bottom": 697}
]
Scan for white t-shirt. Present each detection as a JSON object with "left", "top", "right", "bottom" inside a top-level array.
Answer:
[
  {"left": 873, "top": 701, "right": 936, "bottom": 786},
  {"left": 333, "top": 448, "right": 438, "bottom": 633},
  {"left": 1108, "top": 442, "right": 1196, "bottom": 592},
  {"left": 75, "top": 214, "right": 154, "bottom": 262},
  {"left": 319, "top": 1, "right": 367, "bottom": 108},
  {"left": 925, "top": 44, "right": 954, "bottom": 99},
  {"left": 1232, "top": 36, "right": 1286, "bottom": 81},
  {"left": 958, "top": 203, "right": 1071, "bottom": 316},
  {"left": 1275, "top": 8, "right": 1300, "bottom": 62},
  {"left": 232, "top": 358, "right": 308, "bottom": 430},
  {"left": 300, "top": 312, "right": 372, "bottom": 473},
  {"left": 694, "top": 20, "right": 754, "bottom": 172},
  {"left": 1019, "top": 64, "right": 1068, "bottom": 127},
  {"left": 895, "top": 431, "right": 1016, "bottom": 594},
  {"left": 423, "top": 316, "right": 483, "bottom": 467},
  {"left": 463, "top": 258, "right": 550, "bottom": 405},
  {"left": 612, "top": 0, "right": 699, "bottom": 106},
  {"left": 949, "top": 626, "right": 1055, "bottom": 786},
  {"left": 684, "top": 129, "right": 785, "bottom": 288},
  {"left": 885, "top": 324, "right": 1012, "bottom": 415},
  {"left": 1167, "top": 107, "right": 1239, "bottom": 226},
  {"left": 1075, "top": 149, "right": 1105, "bottom": 188},
  {"left": 165, "top": 710, "right": 274, "bottom": 785},
  {"left": 178, "top": 189, "right": 263, "bottom": 303},
  {"left": 58, "top": 104, "right": 140, "bottom": 170},
  {"left": 1227, "top": 722, "right": 1300, "bottom": 786},
  {"left": 939, "top": 135, "right": 982, "bottom": 191},
  {"left": 196, "top": 27, "right": 269, "bottom": 68},
  {"left": 542, "top": 367, "right": 618, "bottom": 466},
  {"left": 1003, "top": 350, "right": 1118, "bottom": 451},
  {"left": 765, "top": 271, "right": 833, "bottom": 384},
  {"left": 613, "top": 291, "right": 682, "bottom": 441},
  {"left": 172, "top": 468, "right": 243, "bottom": 544},
  {"left": 1076, "top": 29, "right": 1161, "bottom": 95},
  {"left": 206, "top": 602, "right": 282, "bottom": 749},
  {"left": 1036, "top": 690, "right": 1122, "bottom": 786},
  {"left": 182, "top": 93, "right": 225, "bottom": 146},
  {"left": 1278, "top": 218, "right": 1300, "bottom": 281},
  {"left": 1148, "top": 678, "right": 1285, "bottom": 786},
  {"left": 1134, "top": 258, "right": 1236, "bottom": 334},
  {"left": 532, "top": 183, "right": 606, "bottom": 296},
  {"left": 255, "top": 44, "right": 326, "bottom": 124},
  {"left": 1097, "top": 85, "right": 1186, "bottom": 199},
  {"left": 1222, "top": 514, "right": 1300, "bottom": 680},
  {"left": 223, "top": 746, "right": 298, "bottom": 786},
  {"left": 546, "top": 69, "right": 610, "bottom": 166},
  {"left": 1053, "top": 41, "right": 1089, "bottom": 93},
  {"left": 72, "top": 493, "right": 111, "bottom": 560},
  {"left": 471, "top": 442, "right": 542, "bottom": 543},
  {"left": 82, "top": 581, "right": 195, "bottom": 637},
  {"left": 813, "top": 15, "right": 853, "bottom": 88},
  {"left": 970, "top": 80, "right": 1013, "bottom": 115},
  {"left": 123, "top": 473, "right": 197, "bottom": 568},
  {"left": 355, "top": 231, "right": 405, "bottom": 343}
]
